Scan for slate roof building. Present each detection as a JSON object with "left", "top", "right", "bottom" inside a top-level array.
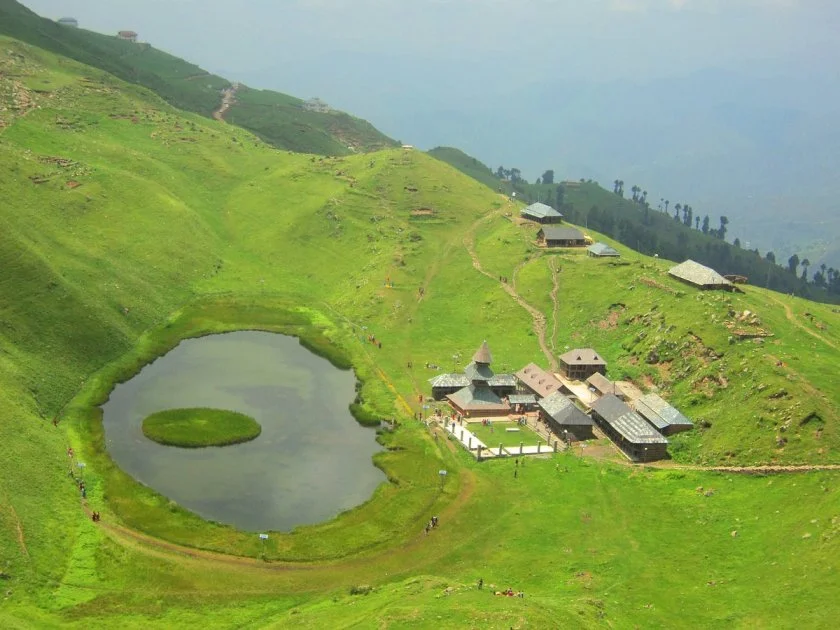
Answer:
[
  {"left": 538, "top": 226, "right": 587, "bottom": 247},
  {"left": 590, "top": 394, "right": 668, "bottom": 461},
  {"left": 558, "top": 349, "right": 607, "bottom": 380},
  {"left": 521, "top": 202, "right": 563, "bottom": 224},
  {"left": 633, "top": 393, "right": 693, "bottom": 436},
  {"left": 538, "top": 392, "right": 594, "bottom": 441},
  {"left": 117, "top": 30, "right": 138, "bottom": 42},
  {"left": 587, "top": 242, "right": 620, "bottom": 257},
  {"left": 515, "top": 363, "right": 564, "bottom": 398},
  {"left": 444, "top": 342, "right": 511, "bottom": 416},
  {"left": 669, "top": 259, "right": 734, "bottom": 291},
  {"left": 57, "top": 17, "right": 78, "bottom": 27},
  {"left": 429, "top": 372, "right": 516, "bottom": 400}
]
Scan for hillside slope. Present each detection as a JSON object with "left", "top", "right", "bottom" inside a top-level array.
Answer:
[
  {"left": 1, "top": 35, "right": 839, "bottom": 628},
  {"left": 0, "top": 0, "right": 395, "bottom": 154}
]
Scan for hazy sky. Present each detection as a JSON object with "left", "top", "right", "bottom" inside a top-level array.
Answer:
[{"left": 22, "top": 1, "right": 840, "bottom": 91}]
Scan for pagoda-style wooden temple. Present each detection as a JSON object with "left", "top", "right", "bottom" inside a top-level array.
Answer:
[{"left": 443, "top": 341, "right": 511, "bottom": 417}]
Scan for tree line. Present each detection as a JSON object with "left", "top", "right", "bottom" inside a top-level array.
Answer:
[{"left": 490, "top": 165, "right": 840, "bottom": 304}]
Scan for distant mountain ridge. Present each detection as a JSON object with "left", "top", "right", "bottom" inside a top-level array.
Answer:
[{"left": 0, "top": 0, "right": 396, "bottom": 155}]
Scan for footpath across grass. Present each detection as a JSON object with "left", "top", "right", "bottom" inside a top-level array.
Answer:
[{"left": 141, "top": 408, "right": 261, "bottom": 448}]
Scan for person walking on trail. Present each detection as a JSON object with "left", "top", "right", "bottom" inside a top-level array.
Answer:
[
  {"left": 478, "top": 578, "right": 483, "bottom": 590},
  {"left": 514, "top": 468, "right": 518, "bottom": 479}
]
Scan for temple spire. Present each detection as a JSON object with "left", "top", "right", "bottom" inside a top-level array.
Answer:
[{"left": 472, "top": 340, "right": 492, "bottom": 365}]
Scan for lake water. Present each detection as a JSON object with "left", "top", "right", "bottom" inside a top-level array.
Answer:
[{"left": 101, "top": 331, "right": 385, "bottom": 532}]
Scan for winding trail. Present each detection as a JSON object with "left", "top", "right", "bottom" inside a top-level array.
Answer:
[
  {"left": 212, "top": 82, "right": 240, "bottom": 122},
  {"left": 766, "top": 293, "right": 837, "bottom": 351},
  {"left": 463, "top": 207, "right": 558, "bottom": 371},
  {"left": 547, "top": 256, "right": 560, "bottom": 355}
]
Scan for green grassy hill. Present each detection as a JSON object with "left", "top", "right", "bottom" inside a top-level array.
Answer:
[
  {"left": 0, "top": 0, "right": 395, "bottom": 155},
  {"left": 1, "top": 35, "right": 839, "bottom": 628}
]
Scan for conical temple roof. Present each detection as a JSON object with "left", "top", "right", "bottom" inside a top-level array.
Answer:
[{"left": 472, "top": 340, "right": 492, "bottom": 365}]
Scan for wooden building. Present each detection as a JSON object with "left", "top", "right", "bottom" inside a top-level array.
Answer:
[
  {"left": 521, "top": 202, "right": 563, "bottom": 224},
  {"left": 668, "top": 260, "right": 734, "bottom": 291},
  {"left": 538, "top": 226, "right": 587, "bottom": 247},
  {"left": 590, "top": 395, "right": 668, "bottom": 462},
  {"left": 57, "top": 17, "right": 78, "bottom": 27},
  {"left": 586, "top": 372, "right": 623, "bottom": 399},
  {"left": 117, "top": 30, "right": 138, "bottom": 42},
  {"left": 538, "top": 392, "right": 594, "bottom": 441},
  {"left": 444, "top": 341, "right": 511, "bottom": 417},
  {"left": 515, "top": 363, "right": 563, "bottom": 398},
  {"left": 558, "top": 349, "right": 607, "bottom": 380},
  {"left": 633, "top": 393, "right": 693, "bottom": 436}
]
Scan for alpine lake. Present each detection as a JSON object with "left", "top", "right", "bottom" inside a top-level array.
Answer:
[{"left": 101, "top": 331, "right": 385, "bottom": 532}]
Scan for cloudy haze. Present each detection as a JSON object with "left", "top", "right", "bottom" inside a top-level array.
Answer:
[{"left": 19, "top": 1, "right": 840, "bottom": 264}]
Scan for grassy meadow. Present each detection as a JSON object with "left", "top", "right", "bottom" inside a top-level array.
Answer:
[
  {"left": 140, "top": 408, "right": 262, "bottom": 448},
  {"left": 1, "top": 34, "right": 839, "bottom": 628}
]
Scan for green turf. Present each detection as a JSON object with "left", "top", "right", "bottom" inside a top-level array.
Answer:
[
  {"left": 141, "top": 408, "right": 261, "bottom": 448},
  {"left": 469, "top": 421, "right": 542, "bottom": 448},
  {"left": 1, "top": 33, "right": 839, "bottom": 628}
]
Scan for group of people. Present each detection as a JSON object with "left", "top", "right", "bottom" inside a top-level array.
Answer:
[
  {"left": 91, "top": 511, "right": 101, "bottom": 522},
  {"left": 477, "top": 579, "right": 524, "bottom": 598},
  {"left": 423, "top": 515, "right": 440, "bottom": 535}
]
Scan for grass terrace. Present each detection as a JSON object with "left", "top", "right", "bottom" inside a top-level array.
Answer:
[
  {"left": 141, "top": 408, "right": 262, "bottom": 448},
  {"left": 469, "top": 420, "right": 543, "bottom": 449}
]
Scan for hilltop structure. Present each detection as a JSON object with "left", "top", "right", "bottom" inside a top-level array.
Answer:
[
  {"left": 669, "top": 259, "right": 734, "bottom": 291},
  {"left": 538, "top": 226, "right": 587, "bottom": 248},
  {"left": 633, "top": 393, "right": 693, "bottom": 436},
  {"left": 303, "top": 97, "right": 331, "bottom": 113},
  {"left": 117, "top": 31, "right": 138, "bottom": 42},
  {"left": 587, "top": 242, "right": 620, "bottom": 257},
  {"left": 57, "top": 17, "right": 78, "bottom": 27},
  {"left": 521, "top": 202, "right": 563, "bottom": 224}
]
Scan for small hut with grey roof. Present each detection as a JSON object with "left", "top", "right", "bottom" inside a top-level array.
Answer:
[
  {"left": 515, "top": 363, "right": 564, "bottom": 399},
  {"left": 558, "top": 348, "right": 607, "bottom": 380},
  {"left": 443, "top": 342, "right": 511, "bottom": 417},
  {"left": 587, "top": 242, "right": 620, "bottom": 257},
  {"left": 590, "top": 394, "right": 668, "bottom": 461},
  {"left": 538, "top": 392, "right": 594, "bottom": 441},
  {"left": 521, "top": 202, "right": 563, "bottom": 224},
  {"left": 668, "top": 259, "right": 734, "bottom": 291}
]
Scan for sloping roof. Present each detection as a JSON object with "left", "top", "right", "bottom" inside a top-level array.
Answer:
[
  {"left": 515, "top": 363, "right": 564, "bottom": 398},
  {"left": 465, "top": 361, "right": 494, "bottom": 382},
  {"left": 487, "top": 373, "right": 517, "bottom": 388},
  {"left": 539, "top": 226, "right": 585, "bottom": 241},
  {"left": 473, "top": 340, "right": 493, "bottom": 364},
  {"left": 591, "top": 395, "right": 667, "bottom": 445},
  {"left": 588, "top": 242, "right": 620, "bottom": 257},
  {"left": 634, "top": 393, "right": 693, "bottom": 431},
  {"left": 447, "top": 384, "right": 510, "bottom": 412},
  {"left": 586, "top": 372, "right": 615, "bottom": 395},
  {"left": 429, "top": 373, "right": 469, "bottom": 388},
  {"left": 539, "top": 392, "right": 594, "bottom": 426},
  {"left": 668, "top": 259, "right": 732, "bottom": 288},
  {"left": 118, "top": 30, "right": 138, "bottom": 37},
  {"left": 508, "top": 394, "right": 537, "bottom": 405},
  {"left": 521, "top": 202, "right": 563, "bottom": 220},
  {"left": 558, "top": 349, "right": 607, "bottom": 367}
]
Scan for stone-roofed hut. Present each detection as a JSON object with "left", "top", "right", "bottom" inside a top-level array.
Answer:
[
  {"left": 669, "top": 259, "right": 734, "bottom": 291},
  {"left": 538, "top": 392, "right": 594, "bottom": 441},
  {"left": 445, "top": 342, "right": 511, "bottom": 417},
  {"left": 515, "top": 363, "right": 564, "bottom": 398},
  {"left": 117, "top": 30, "right": 138, "bottom": 42},
  {"left": 57, "top": 17, "right": 78, "bottom": 27},
  {"left": 587, "top": 242, "right": 620, "bottom": 257},
  {"left": 633, "top": 393, "right": 693, "bottom": 436},
  {"left": 538, "top": 226, "right": 587, "bottom": 247},
  {"left": 590, "top": 394, "right": 668, "bottom": 461},
  {"left": 558, "top": 349, "right": 607, "bottom": 380},
  {"left": 521, "top": 202, "right": 563, "bottom": 224}
]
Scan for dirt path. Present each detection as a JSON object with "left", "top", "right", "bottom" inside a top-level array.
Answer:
[
  {"left": 547, "top": 257, "right": 560, "bottom": 355},
  {"left": 766, "top": 293, "right": 837, "bottom": 351},
  {"left": 212, "top": 82, "right": 240, "bottom": 122},
  {"left": 6, "top": 499, "right": 29, "bottom": 558},
  {"left": 463, "top": 206, "right": 558, "bottom": 371}
]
